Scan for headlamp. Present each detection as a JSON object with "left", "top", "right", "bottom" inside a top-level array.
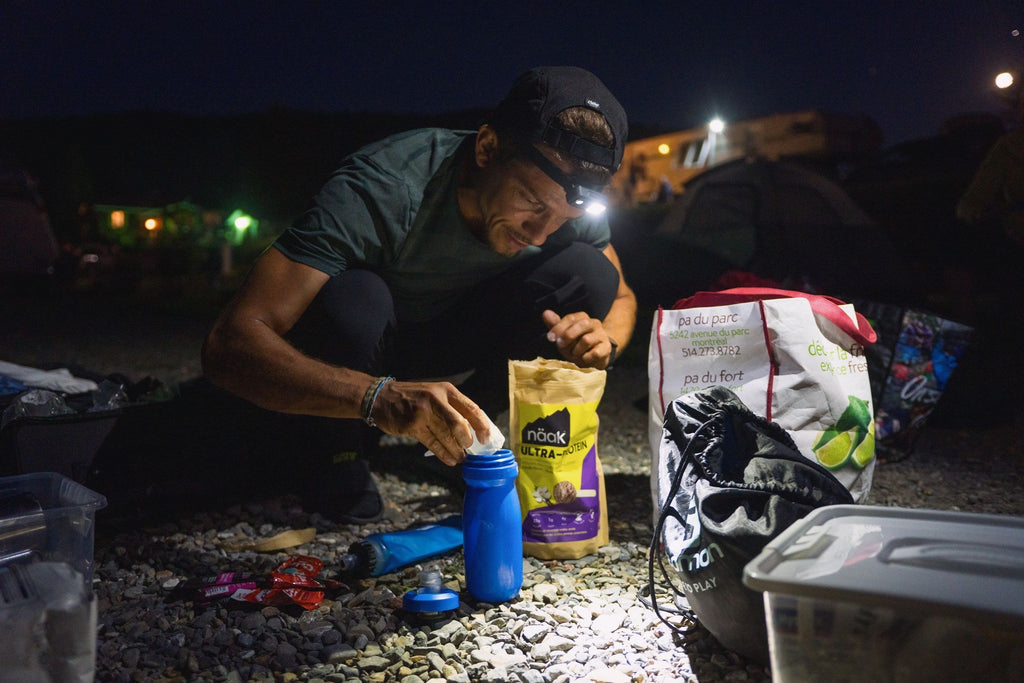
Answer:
[
  {"left": 519, "top": 143, "right": 608, "bottom": 216},
  {"left": 566, "top": 185, "right": 608, "bottom": 216}
]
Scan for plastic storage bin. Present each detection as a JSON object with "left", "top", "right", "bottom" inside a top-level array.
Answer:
[
  {"left": 743, "top": 504, "right": 1024, "bottom": 683},
  {"left": 0, "top": 472, "right": 107, "bottom": 583},
  {"left": 0, "top": 472, "right": 107, "bottom": 682}
]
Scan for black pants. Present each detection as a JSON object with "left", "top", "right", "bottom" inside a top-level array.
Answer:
[
  {"left": 173, "top": 243, "right": 618, "bottom": 513},
  {"left": 287, "top": 242, "right": 620, "bottom": 417}
]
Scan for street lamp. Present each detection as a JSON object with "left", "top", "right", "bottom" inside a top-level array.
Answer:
[{"left": 708, "top": 118, "right": 725, "bottom": 165}]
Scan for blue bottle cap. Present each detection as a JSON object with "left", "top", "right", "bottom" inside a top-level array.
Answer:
[
  {"left": 462, "top": 448, "right": 518, "bottom": 482},
  {"left": 403, "top": 585, "right": 460, "bottom": 613},
  {"left": 464, "top": 448, "right": 515, "bottom": 466}
]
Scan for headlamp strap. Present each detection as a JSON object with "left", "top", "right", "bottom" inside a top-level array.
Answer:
[
  {"left": 541, "top": 127, "right": 616, "bottom": 170},
  {"left": 518, "top": 143, "right": 607, "bottom": 212},
  {"left": 519, "top": 143, "right": 585, "bottom": 195}
]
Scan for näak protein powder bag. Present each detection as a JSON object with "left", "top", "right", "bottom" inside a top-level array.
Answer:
[{"left": 508, "top": 358, "right": 608, "bottom": 560}]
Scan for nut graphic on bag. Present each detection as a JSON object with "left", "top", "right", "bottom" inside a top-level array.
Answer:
[
  {"left": 553, "top": 480, "right": 577, "bottom": 504},
  {"left": 509, "top": 358, "right": 608, "bottom": 560}
]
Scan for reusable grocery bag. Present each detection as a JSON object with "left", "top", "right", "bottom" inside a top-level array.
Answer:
[
  {"left": 648, "top": 386, "right": 854, "bottom": 664},
  {"left": 852, "top": 300, "right": 974, "bottom": 458},
  {"left": 648, "top": 287, "right": 877, "bottom": 509}
]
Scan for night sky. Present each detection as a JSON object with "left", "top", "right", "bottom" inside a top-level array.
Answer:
[{"left": 2, "top": 1, "right": 1021, "bottom": 146}]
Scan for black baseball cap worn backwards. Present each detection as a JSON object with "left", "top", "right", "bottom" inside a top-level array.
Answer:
[{"left": 492, "top": 66, "right": 628, "bottom": 215}]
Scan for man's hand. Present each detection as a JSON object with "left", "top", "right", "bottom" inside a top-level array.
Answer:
[
  {"left": 370, "top": 380, "right": 491, "bottom": 466},
  {"left": 542, "top": 309, "right": 616, "bottom": 369}
]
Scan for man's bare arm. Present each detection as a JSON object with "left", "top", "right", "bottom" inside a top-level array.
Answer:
[
  {"left": 201, "top": 248, "right": 488, "bottom": 464},
  {"left": 202, "top": 248, "right": 371, "bottom": 417}
]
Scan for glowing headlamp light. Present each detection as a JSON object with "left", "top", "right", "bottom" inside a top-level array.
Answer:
[
  {"left": 566, "top": 185, "right": 608, "bottom": 216},
  {"left": 519, "top": 143, "right": 608, "bottom": 216}
]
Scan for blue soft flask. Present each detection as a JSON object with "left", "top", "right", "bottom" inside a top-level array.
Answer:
[{"left": 340, "top": 515, "right": 463, "bottom": 577}]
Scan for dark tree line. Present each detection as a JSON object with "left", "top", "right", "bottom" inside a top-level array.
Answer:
[{"left": 0, "top": 108, "right": 494, "bottom": 242}]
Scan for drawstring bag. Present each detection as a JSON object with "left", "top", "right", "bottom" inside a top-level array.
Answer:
[{"left": 647, "top": 386, "right": 854, "bottom": 664}]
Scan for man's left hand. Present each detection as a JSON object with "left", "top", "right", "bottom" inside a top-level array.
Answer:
[{"left": 541, "top": 309, "right": 615, "bottom": 369}]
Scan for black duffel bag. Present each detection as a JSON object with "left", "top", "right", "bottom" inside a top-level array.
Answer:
[{"left": 647, "top": 385, "right": 854, "bottom": 664}]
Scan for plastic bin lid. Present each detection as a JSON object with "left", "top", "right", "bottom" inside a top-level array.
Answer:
[
  {"left": 743, "top": 505, "right": 1024, "bottom": 622},
  {"left": 0, "top": 472, "right": 107, "bottom": 511}
]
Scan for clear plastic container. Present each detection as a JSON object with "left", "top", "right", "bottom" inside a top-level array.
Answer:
[
  {"left": 0, "top": 472, "right": 107, "bottom": 584},
  {"left": 743, "top": 504, "right": 1024, "bottom": 683},
  {"left": 0, "top": 473, "right": 106, "bottom": 683}
]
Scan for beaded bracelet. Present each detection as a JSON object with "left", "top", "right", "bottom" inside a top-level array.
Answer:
[{"left": 361, "top": 376, "right": 394, "bottom": 427}]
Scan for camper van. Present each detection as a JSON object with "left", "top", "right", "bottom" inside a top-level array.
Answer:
[{"left": 609, "top": 110, "right": 882, "bottom": 206}]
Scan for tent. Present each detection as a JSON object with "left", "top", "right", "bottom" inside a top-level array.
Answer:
[
  {"left": 0, "top": 164, "right": 58, "bottom": 278},
  {"left": 616, "top": 158, "right": 913, "bottom": 308}
]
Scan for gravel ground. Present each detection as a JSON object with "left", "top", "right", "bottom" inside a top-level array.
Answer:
[{"left": 3, "top": 288, "right": 1023, "bottom": 682}]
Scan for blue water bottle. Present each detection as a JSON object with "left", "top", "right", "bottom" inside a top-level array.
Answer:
[{"left": 462, "top": 449, "right": 523, "bottom": 602}]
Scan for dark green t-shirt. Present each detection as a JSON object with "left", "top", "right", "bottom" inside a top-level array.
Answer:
[{"left": 274, "top": 128, "right": 611, "bottom": 322}]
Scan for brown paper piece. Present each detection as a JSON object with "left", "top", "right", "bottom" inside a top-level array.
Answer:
[{"left": 220, "top": 527, "right": 317, "bottom": 552}]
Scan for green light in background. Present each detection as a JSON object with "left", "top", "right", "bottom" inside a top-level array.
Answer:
[{"left": 225, "top": 209, "right": 257, "bottom": 245}]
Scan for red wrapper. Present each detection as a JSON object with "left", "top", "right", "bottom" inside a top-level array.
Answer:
[
  {"left": 270, "top": 555, "right": 323, "bottom": 588},
  {"left": 231, "top": 556, "right": 328, "bottom": 610}
]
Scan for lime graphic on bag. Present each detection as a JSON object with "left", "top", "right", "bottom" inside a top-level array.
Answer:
[
  {"left": 509, "top": 358, "right": 608, "bottom": 560},
  {"left": 811, "top": 395, "right": 876, "bottom": 470}
]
